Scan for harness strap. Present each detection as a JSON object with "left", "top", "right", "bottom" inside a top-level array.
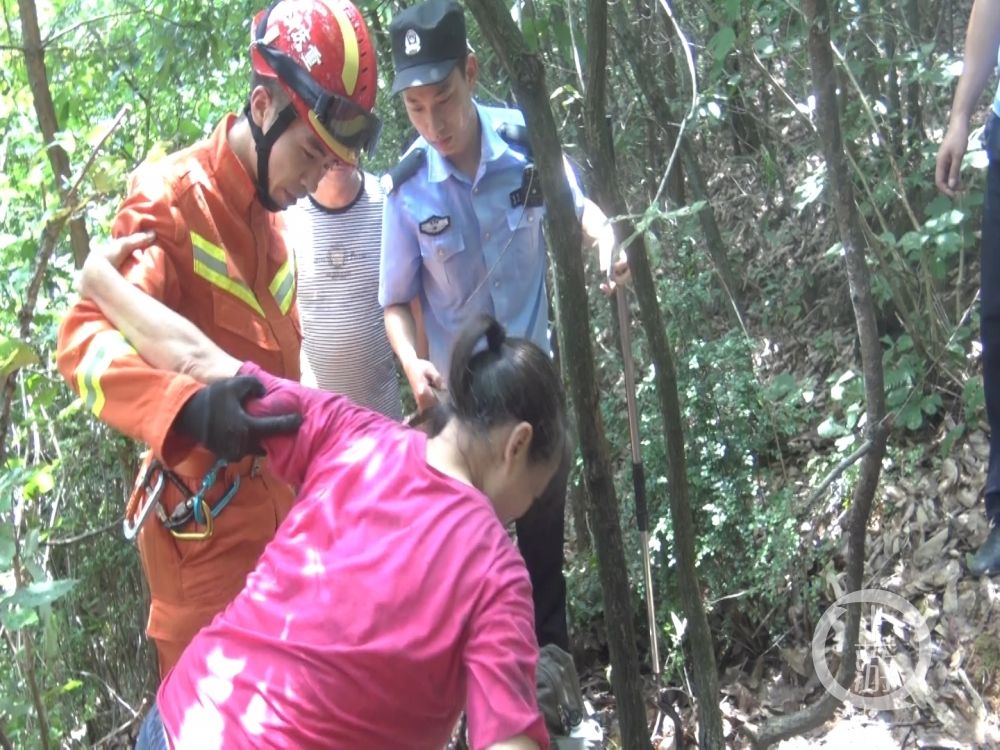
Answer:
[{"left": 245, "top": 101, "right": 298, "bottom": 212}]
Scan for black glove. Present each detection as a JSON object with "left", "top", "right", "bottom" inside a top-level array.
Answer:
[{"left": 174, "top": 376, "right": 301, "bottom": 462}]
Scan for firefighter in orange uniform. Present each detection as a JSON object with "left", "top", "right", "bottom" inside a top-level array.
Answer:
[{"left": 56, "top": 0, "right": 381, "bottom": 676}]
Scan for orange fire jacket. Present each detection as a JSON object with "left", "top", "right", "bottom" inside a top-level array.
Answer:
[{"left": 57, "top": 115, "right": 301, "bottom": 673}]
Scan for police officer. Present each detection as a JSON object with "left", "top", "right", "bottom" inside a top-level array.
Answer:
[{"left": 378, "top": 0, "right": 626, "bottom": 649}]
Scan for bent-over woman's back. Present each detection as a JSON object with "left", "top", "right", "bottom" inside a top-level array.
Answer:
[{"left": 156, "top": 363, "right": 546, "bottom": 749}]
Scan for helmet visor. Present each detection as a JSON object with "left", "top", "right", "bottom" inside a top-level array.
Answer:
[{"left": 253, "top": 42, "right": 381, "bottom": 165}]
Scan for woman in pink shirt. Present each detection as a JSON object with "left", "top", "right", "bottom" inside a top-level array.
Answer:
[{"left": 79, "top": 240, "right": 565, "bottom": 750}]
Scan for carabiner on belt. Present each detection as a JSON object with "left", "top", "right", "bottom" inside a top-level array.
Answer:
[
  {"left": 123, "top": 464, "right": 166, "bottom": 542},
  {"left": 156, "top": 459, "right": 239, "bottom": 541}
]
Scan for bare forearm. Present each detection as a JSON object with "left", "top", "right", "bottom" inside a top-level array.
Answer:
[
  {"left": 384, "top": 303, "right": 420, "bottom": 367},
  {"left": 951, "top": 0, "right": 1000, "bottom": 125},
  {"left": 78, "top": 255, "right": 239, "bottom": 383},
  {"left": 581, "top": 198, "right": 615, "bottom": 272}
]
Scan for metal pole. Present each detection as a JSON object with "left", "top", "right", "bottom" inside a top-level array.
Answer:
[
  {"left": 601, "top": 113, "right": 659, "bottom": 677},
  {"left": 615, "top": 283, "right": 660, "bottom": 677}
]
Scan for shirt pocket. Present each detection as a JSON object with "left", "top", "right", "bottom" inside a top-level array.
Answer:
[
  {"left": 418, "top": 230, "right": 468, "bottom": 309},
  {"left": 212, "top": 287, "right": 280, "bottom": 353},
  {"left": 506, "top": 205, "right": 545, "bottom": 264}
]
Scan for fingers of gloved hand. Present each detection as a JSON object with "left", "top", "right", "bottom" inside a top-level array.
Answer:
[
  {"left": 245, "top": 412, "right": 303, "bottom": 440},
  {"left": 225, "top": 375, "right": 267, "bottom": 402}
]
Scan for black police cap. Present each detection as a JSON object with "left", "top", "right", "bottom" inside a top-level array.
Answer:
[{"left": 389, "top": 0, "right": 467, "bottom": 94}]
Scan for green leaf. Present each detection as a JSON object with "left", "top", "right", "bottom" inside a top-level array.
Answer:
[
  {"left": 61, "top": 678, "right": 83, "bottom": 693},
  {"left": 8, "top": 579, "right": 76, "bottom": 610},
  {"left": 924, "top": 194, "right": 953, "bottom": 219},
  {"left": 661, "top": 200, "right": 707, "bottom": 221},
  {"left": 921, "top": 393, "right": 943, "bottom": 415},
  {"left": 764, "top": 372, "right": 797, "bottom": 400},
  {"left": 1, "top": 606, "right": 39, "bottom": 632},
  {"left": 963, "top": 378, "right": 985, "bottom": 413},
  {"left": 0, "top": 524, "right": 13, "bottom": 568},
  {"left": 23, "top": 463, "right": 56, "bottom": 499},
  {"left": 817, "top": 416, "right": 846, "bottom": 438},
  {"left": 0, "top": 335, "right": 39, "bottom": 379},
  {"left": 940, "top": 424, "right": 965, "bottom": 457},
  {"left": 708, "top": 27, "right": 736, "bottom": 63},
  {"left": 898, "top": 403, "right": 924, "bottom": 431}
]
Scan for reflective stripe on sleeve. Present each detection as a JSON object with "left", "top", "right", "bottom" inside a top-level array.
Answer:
[{"left": 75, "top": 330, "right": 137, "bottom": 416}]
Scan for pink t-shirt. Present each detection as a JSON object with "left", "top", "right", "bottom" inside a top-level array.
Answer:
[{"left": 156, "top": 363, "right": 549, "bottom": 749}]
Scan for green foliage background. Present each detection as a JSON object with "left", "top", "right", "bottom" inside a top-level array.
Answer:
[{"left": 0, "top": 0, "right": 988, "bottom": 745}]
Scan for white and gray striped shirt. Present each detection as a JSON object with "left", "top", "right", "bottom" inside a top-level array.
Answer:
[{"left": 285, "top": 173, "right": 402, "bottom": 420}]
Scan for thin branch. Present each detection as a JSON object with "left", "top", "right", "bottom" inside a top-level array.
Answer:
[
  {"left": 9, "top": 495, "right": 50, "bottom": 750},
  {"left": 647, "top": 0, "right": 697, "bottom": 210},
  {"left": 43, "top": 10, "right": 143, "bottom": 47},
  {"left": 65, "top": 104, "right": 131, "bottom": 204},
  {"left": 804, "top": 439, "right": 873, "bottom": 510},
  {"left": 90, "top": 698, "right": 148, "bottom": 749},
  {"left": 78, "top": 671, "right": 142, "bottom": 718},
  {"left": 44, "top": 517, "right": 122, "bottom": 547}
]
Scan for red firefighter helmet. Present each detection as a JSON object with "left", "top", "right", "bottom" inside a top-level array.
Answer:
[{"left": 250, "top": 0, "right": 380, "bottom": 166}]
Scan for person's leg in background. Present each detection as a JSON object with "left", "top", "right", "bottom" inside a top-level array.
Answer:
[
  {"left": 516, "top": 449, "right": 571, "bottom": 650},
  {"left": 134, "top": 702, "right": 168, "bottom": 750},
  {"left": 973, "top": 112, "right": 1000, "bottom": 576}
]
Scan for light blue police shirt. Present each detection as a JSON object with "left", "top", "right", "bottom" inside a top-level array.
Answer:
[
  {"left": 994, "top": 45, "right": 1000, "bottom": 116},
  {"left": 378, "top": 102, "right": 584, "bottom": 376}
]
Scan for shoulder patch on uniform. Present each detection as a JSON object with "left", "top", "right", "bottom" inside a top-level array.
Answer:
[
  {"left": 419, "top": 215, "right": 451, "bottom": 235},
  {"left": 496, "top": 121, "right": 532, "bottom": 156},
  {"left": 381, "top": 147, "right": 427, "bottom": 194}
]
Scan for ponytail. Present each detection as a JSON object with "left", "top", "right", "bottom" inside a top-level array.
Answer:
[{"left": 446, "top": 315, "right": 565, "bottom": 462}]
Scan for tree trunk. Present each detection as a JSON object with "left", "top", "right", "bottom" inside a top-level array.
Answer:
[
  {"left": 583, "top": 1, "right": 724, "bottom": 747},
  {"left": 884, "top": 13, "right": 904, "bottom": 159},
  {"left": 857, "top": 0, "right": 881, "bottom": 99},
  {"left": 460, "top": 2, "right": 648, "bottom": 748},
  {"left": 755, "top": 1, "right": 890, "bottom": 742},
  {"left": 902, "top": 0, "right": 925, "bottom": 148},
  {"left": 18, "top": 0, "right": 90, "bottom": 268}
]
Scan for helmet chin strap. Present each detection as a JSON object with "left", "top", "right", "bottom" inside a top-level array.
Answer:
[{"left": 244, "top": 100, "right": 298, "bottom": 212}]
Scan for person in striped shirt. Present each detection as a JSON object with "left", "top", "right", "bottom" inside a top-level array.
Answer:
[{"left": 285, "top": 167, "right": 403, "bottom": 419}]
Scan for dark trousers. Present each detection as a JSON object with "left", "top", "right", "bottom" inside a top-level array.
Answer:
[
  {"left": 982, "top": 113, "right": 1000, "bottom": 524},
  {"left": 135, "top": 702, "right": 168, "bottom": 750},
  {"left": 516, "top": 450, "right": 570, "bottom": 651}
]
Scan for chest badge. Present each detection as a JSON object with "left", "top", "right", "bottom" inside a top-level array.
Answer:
[{"left": 419, "top": 215, "right": 451, "bottom": 235}]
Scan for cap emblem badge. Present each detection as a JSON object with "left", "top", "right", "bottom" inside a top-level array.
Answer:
[{"left": 404, "top": 29, "right": 421, "bottom": 56}]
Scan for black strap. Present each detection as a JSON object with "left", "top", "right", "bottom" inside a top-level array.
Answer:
[
  {"left": 380, "top": 147, "right": 427, "bottom": 194},
  {"left": 244, "top": 101, "right": 298, "bottom": 212},
  {"left": 496, "top": 122, "right": 532, "bottom": 157}
]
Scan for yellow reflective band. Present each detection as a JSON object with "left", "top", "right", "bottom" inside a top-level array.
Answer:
[
  {"left": 76, "top": 330, "right": 136, "bottom": 417},
  {"left": 328, "top": 2, "right": 359, "bottom": 95},
  {"left": 269, "top": 257, "right": 296, "bottom": 316},
  {"left": 307, "top": 111, "right": 359, "bottom": 166},
  {"left": 190, "top": 232, "right": 265, "bottom": 316},
  {"left": 190, "top": 231, "right": 226, "bottom": 264}
]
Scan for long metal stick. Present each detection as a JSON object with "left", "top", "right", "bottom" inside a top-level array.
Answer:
[{"left": 615, "top": 283, "right": 660, "bottom": 677}]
